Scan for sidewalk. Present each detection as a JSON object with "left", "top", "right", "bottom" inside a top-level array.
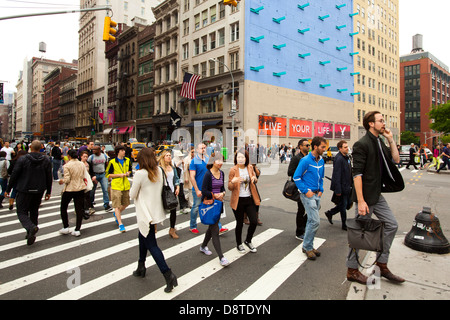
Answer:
[{"left": 347, "top": 236, "right": 450, "bottom": 300}]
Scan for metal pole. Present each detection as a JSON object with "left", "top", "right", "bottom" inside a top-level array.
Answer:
[
  {"left": 0, "top": 6, "right": 112, "bottom": 21},
  {"left": 210, "top": 58, "right": 235, "bottom": 159}
]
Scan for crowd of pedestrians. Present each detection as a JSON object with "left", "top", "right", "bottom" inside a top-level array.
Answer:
[{"left": 1, "top": 111, "right": 448, "bottom": 292}]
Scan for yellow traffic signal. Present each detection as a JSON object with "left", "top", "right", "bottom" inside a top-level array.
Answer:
[
  {"left": 103, "top": 16, "right": 117, "bottom": 42},
  {"left": 224, "top": 0, "right": 238, "bottom": 6}
]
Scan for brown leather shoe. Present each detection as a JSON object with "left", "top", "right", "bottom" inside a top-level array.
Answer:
[
  {"left": 347, "top": 268, "right": 370, "bottom": 285},
  {"left": 302, "top": 248, "right": 317, "bottom": 260},
  {"left": 376, "top": 262, "right": 405, "bottom": 283}
]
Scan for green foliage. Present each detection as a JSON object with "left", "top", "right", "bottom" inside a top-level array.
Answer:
[
  {"left": 428, "top": 103, "right": 450, "bottom": 134},
  {"left": 400, "top": 131, "right": 419, "bottom": 145}
]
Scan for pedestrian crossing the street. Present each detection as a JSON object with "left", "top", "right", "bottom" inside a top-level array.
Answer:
[{"left": 0, "top": 188, "right": 327, "bottom": 301}]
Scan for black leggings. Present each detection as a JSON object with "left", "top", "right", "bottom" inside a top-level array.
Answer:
[
  {"left": 202, "top": 220, "right": 223, "bottom": 259},
  {"left": 60, "top": 190, "right": 85, "bottom": 231},
  {"left": 138, "top": 225, "right": 170, "bottom": 274},
  {"left": 232, "top": 197, "right": 258, "bottom": 246}
]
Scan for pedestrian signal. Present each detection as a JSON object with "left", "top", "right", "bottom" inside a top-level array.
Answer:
[{"left": 103, "top": 16, "right": 117, "bottom": 42}]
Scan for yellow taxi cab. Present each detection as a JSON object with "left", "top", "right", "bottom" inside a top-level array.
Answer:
[
  {"left": 131, "top": 142, "right": 146, "bottom": 161},
  {"left": 155, "top": 144, "right": 175, "bottom": 155}
]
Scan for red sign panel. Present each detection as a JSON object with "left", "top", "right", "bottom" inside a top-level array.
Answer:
[
  {"left": 334, "top": 124, "right": 351, "bottom": 140},
  {"left": 289, "top": 119, "right": 313, "bottom": 138},
  {"left": 314, "top": 122, "right": 333, "bottom": 138},
  {"left": 258, "top": 115, "right": 287, "bottom": 136}
]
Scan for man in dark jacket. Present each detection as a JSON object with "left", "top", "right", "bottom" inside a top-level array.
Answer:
[
  {"left": 325, "top": 140, "right": 351, "bottom": 230},
  {"left": 346, "top": 111, "right": 405, "bottom": 285},
  {"left": 6, "top": 140, "right": 52, "bottom": 245},
  {"left": 287, "top": 139, "right": 310, "bottom": 240},
  {"left": 51, "top": 141, "right": 63, "bottom": 180}
]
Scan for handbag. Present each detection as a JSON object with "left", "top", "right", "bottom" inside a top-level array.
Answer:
[
  {"left": 282, "top": 179, "right": 300, "bottom": 202},
  {"left": 347, "top": 215, "right": 384, "bottom": 252},
  {"left": 347, "top": 215, "right": 384, "bottom": 268},
  {"left": 84, "top": 168, "right": 93, "bottom": 193},
  {"left": 160, "top": 167, "right": 178, "bottom": 211},
  {"left": 199, "top": 198, "right": 223, "bottom": 225}
]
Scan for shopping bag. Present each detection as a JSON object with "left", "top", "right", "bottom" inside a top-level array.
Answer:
[{"left": 199, "top": 200, "right": 222, "bottom": 225}]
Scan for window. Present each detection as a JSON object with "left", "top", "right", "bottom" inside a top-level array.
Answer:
[
  {"left": 201, "top": 35, "right": 207, "bottom": 53},
  {"left": 194, "top": 14, "right": 200, "bottom": 30},
  {"left": 139, "top": 41, "right": 153, "bottom": 58},
  {"left": 230, "top": 22, "right": 239, "bottom": 42},
  {"left": 137, "top": 100, "right": 154, "bottom": 118},
  {"left": 210, "top": 32, "right": 216, "bottom": 50},
  {"left": 182, "top": 43, "right": 189, "bottom": 60},
  {"left": 183, "top": 19, "right": 189, "bottom": 36},
  {"left": 209, "top": 59, "right": 215, "bottom": 76},
  {"left": 202, "top": 10, "right": 208, "bottom": 27},
  {"left": 194, "top": 39, "right": 199, "bottom": 56},
  {"left": 201, "top": 62, "right": 207, "bottom": 77},
  {"left": 138, "top": 79, "right": 153, "bottom": 96},
  {"left": 138, "top": 61, "right": 153, "bottom": 76},
  {"left": 210, "top": 5, "right": 216, "bottom": 23},
  {"left": 218, "top": 28, "right": 225, "bottom": 46},
  {"left": 230, "top": 51, "right": 239, "bottom": 70},
  {"left": 218, "top": 56, "right": 225, "bottom": 73}
]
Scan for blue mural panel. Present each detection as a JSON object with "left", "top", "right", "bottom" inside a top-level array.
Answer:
[{"left": 245, "top": 0, "right": 355, "bottom": 102}]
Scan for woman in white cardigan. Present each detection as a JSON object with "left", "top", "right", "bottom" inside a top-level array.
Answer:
[{"left": 129, "top": 147, "right": 177, "bottom": 293}]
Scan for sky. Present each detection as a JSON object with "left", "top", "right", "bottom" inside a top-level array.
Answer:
[{"left": 1, "top": 0, "right": 450, "bottom": 94}]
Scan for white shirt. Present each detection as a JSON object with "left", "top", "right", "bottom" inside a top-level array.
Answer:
[
  {"left": 238, "top": 167, "right": 251, "bottom": 197},
  {"left": 1, "top": 147, "right": 14, "bottom": 160}
]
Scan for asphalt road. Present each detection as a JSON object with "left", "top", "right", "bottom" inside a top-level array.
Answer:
[{"left": 0, "top": 160, "right": 448, "bottom": 302}]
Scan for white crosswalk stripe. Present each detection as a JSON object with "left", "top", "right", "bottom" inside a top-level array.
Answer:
[{"left": 0, "top": 187, "right": 327, "bottom": 300}]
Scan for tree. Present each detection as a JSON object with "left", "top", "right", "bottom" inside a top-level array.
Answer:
[
  {"left": 428, "top": 103, "right": 450, "bottom": 134},
  {"left": 401, "top": 131, "right": 419, "bottom": 145}
]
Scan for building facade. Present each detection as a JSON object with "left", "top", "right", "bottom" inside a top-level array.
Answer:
[
  {"left": 30, "top": 58, "right": 77, "bottom": 139},
  {"left": 400, "top": 46, "right": 450, "bottom": 146},
  {"left": 59, "top": 72, "right": 78, "bottom": 139},
  {"left": 43, "top": 66, "right": 78, "bottom": 140},
  {"left": 352, "top": 0, "right": 400, "bottom": 141},
  {"left": 76, "top": 0, "right": 159, "bottom": 140}
]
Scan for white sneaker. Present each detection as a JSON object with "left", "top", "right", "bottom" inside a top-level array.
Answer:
[
  {"left": 220, "top": 257, "right": 230, "bottom": 267},
  {"left": 199, "top": 246, "right": 212, "bottom": 255},
  {"left": 71, "top": 230, "right": 81, "bottom": 237},
  {"left": 59, "top": 228, "right": 71, "bottom": 235},
  {"left": 244, "top": 241, "right": 257, "bottom": 253}
]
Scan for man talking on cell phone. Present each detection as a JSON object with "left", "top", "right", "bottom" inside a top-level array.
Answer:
[{"left": 346, "top": 111, "right": 405, "bottom": 285}]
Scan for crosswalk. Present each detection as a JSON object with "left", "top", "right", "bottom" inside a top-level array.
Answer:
[{"left": 0, "top": 187, "right": 326, "bottom": 300}]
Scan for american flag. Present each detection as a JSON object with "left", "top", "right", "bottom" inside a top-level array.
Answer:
[{"left": 179, "top": 72, "right": 200, "bottom": 100}]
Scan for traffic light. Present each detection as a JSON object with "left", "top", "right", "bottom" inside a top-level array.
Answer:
[
  {"left": 103, "top": 16, "right": 117, "bottom": 42},
  {"left": 224, "top": 0, "right": 239, "bottom": 7}
]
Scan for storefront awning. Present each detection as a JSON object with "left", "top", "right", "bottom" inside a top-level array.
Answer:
[
  {"left": 115, "top": 127, "right": 129, "bottom": 134},
  {"left": 127, "top": 126, "right": 134, "bottom": 133},
  {"left": 225, "top": 88, "right": 238, "bottom": 95},
  {"left": 103, "top": 128, "right": 113, "bottom": 134},
  {"left": 185, "top": 120, "right": 223, "bottom": 127},
  {"left": 196, "top": 92, "right": 221, "bottom": 100}
]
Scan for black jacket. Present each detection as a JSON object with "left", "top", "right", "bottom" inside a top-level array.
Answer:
[
  {"left": 330, "top": 152, "right": 352, "bottom": 195},
  {"left": 287, "top": 150, "right": 306, "bottom": 178},
  {"left": 351, "top": 131, "right": 404, "bottom": 206},
  {"left": 7, "top": 152, "right": 52, "bottom": 195}
]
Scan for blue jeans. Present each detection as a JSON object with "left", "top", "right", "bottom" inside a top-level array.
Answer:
[
  {"left": 300, "top": 193, "right": 321, "bottom": 251},
  {"left": 90, "top": 173, "right": 110, "bottom": 208},
  {"left": 52, "top": 159, "right": 61, "bottom": 180},
  {"left": 138, "top": 225, "right": 170, "bottom": 274},
  {"left": 190, "top": 190, "right": 202, "bottom": 229},
  {"left": 0, "top": 178, "right": 7, "bottom": 203}
]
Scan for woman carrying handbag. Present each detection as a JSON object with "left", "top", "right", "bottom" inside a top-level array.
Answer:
[
  {"left": 228, "top": 149, "right": 261, "bottom": 253},
  {"left": 129, "top": 147, "right": 177, "bottom": 293},
  {"left": 158, "top": 150, "right": 180, "bottom": 239},
  {"left": 199, "top": 153, "right": 229, "bottom": 266},
  {"left": 58, "top": 149, "right": 88, "bottom": 237}
]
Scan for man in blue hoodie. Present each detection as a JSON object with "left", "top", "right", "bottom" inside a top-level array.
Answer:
[{"left": 293, "top": 136, "right": 327, "bottom": 260}]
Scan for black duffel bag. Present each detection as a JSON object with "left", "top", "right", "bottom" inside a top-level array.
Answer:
[{"left": 282, "top": 179, "right": 300, "bottom": 202}]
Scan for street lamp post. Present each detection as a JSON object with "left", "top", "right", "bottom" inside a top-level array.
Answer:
[{"left": 209, "top": 58, "right": 236, "bottom": 159}]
